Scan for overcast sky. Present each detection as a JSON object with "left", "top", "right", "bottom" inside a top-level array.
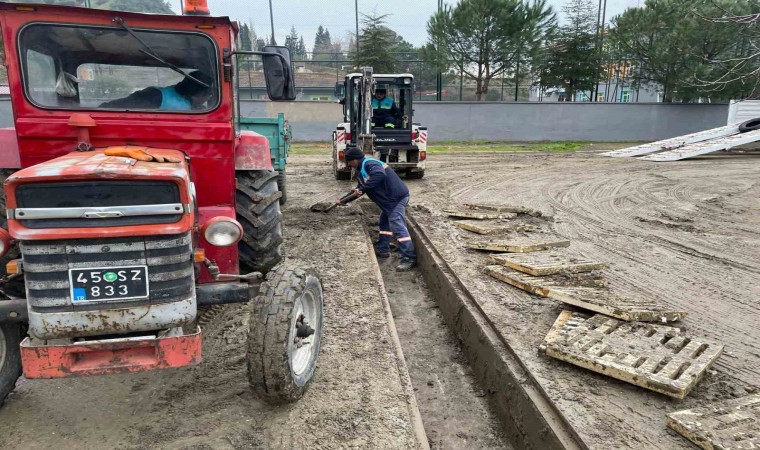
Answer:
[{"left": 172, "top": 0, "right": 643, "bottom": 51}]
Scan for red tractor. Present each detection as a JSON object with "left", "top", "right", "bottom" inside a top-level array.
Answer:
[{"left": 0, "top": 1, "right": 323, "bottom": 405}]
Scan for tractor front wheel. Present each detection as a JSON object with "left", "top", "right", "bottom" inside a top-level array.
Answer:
[
  {"left": 247, "top": 265, "right": 323, "bottom": 404},
  {"left": 0, "top": 321, "right": 22, "bottom": 406},
  {"left": 236, "top": 170, "right": 283, "bottom": 274}
]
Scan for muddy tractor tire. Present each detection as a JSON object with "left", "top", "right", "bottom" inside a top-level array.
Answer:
[
  {"left": 276, "top": 171, "right": 287, "bottom": 206},
  {"left": 247, "top": 265, "right": 323, "bottom": 404},
  {"left": 0, "top": 321, "right": 22, "bottom": 406},
  {"left": 236, "top": 170, "right": 284, "bottom": 274},
  {"left": 0, "top": 170, "right": 24, "bottom": 298},
  {"left": 407, "top": 170, "right": 425, "bottom": 180}
]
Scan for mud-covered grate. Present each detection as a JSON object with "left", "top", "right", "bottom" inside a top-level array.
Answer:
[
  {"left": 468, "top": 237, "right": 570, "bottom": 251},
  {"left": 453, "top": 220, "right": 532, "bottom": 235},
  {"left": 488, "top": 252, "right": 605, "bottom": 276},
  {"left": 485, "top": 265, "right": 686, "bottom": 322},
  {"left": 667, "top": 393, "right": 760, "bottom": 449},
  {"left": 540, "top": 311, "right": 723, "bottom": 399},
  {"left": 444, "top": 210, "right": 517, "bottom": 220}
]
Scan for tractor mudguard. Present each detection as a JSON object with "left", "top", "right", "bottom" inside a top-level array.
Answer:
[{"left": 235, "top": 131, "right": 273, "bottom": 171}]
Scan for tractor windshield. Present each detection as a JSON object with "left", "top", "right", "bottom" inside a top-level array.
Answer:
[{"left": 19, "top": 24, "right": 219, "bottom": 112}]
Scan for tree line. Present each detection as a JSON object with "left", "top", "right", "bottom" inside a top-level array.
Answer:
[{"left": 418, "top": 0, "right": 757, "bottom": 102}]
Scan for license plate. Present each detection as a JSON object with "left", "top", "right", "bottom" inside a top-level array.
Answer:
[{"left": 69, "top": 266, "right": 149, "bottom": 303}]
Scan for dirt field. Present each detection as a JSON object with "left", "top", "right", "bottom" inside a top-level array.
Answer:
[
  {"left": 2, "top": 145, "right": 758, "bottom": 449},
  {"left": 0, "top": 178, "right": 425, "bottom": 449},
  {"left": 291, "top": 145, "right": 760, "bottom": 448},
  {"left": 408, "top": 149, "right": 760, "bottom": 448}
]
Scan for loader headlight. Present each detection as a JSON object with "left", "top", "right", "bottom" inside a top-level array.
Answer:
[{"left": 202, "top": 217, "right": 243, "bottom": 247}]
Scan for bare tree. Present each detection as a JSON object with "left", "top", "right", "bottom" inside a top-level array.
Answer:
[{"left": 695, "top": 6, "right": 760, "bottom": 98}]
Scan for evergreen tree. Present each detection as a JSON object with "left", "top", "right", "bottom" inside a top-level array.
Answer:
[
  {"left": 535, "top": 0, "right": 601, "bottom": 101},
  {"left": 424, "top": 0, "right": 555, "bottom": 100},
  {"left": 353, "top": 14, "right": 397, "bottom": 73},
  {"left": 297, "top": 36, "right": 307, "bottom": 60},
  {"left": 284, "top": 26, "right": 299, "bottom": 57},
  {"left": 238, "top": 23, "right": 252, "bottom": 52},
  {"left": 313, "top": 26, "right": 335, "bottom": 61}
]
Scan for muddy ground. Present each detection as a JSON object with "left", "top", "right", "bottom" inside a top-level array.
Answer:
[
  {"left": 0, "top": 176, "right": 424, "bottom": 448},
  {"left": 294, "top": 146, "right": 760, "bottom": 449}
]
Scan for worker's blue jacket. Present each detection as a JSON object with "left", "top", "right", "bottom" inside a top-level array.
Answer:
[
  {"left": 356, "top": 157, "right": 409, "bottom": 211},
  {"left": 372, "top": 96, "right": 398, "bottom": 123}
]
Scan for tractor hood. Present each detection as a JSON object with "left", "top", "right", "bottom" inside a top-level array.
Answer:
[
  {"left": 4, "top": 147, "right": 194, "bottom": 241},
  {"left": 6, "top": 147, "right": 189, "bottom": 185}
]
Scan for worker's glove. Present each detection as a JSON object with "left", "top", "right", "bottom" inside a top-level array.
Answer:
[{"left": 104, "top": 147, "right": 182, "bottom": 163}]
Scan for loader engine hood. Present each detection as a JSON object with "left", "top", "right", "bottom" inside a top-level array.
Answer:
[{"left": 4, "top": 147, "right": 194, "bottom": 240}]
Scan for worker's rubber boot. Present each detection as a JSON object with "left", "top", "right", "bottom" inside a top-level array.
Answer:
[
  {"left": 374, "top": 247, "right": 390, "bottom": 259},
  {"left": 396, "top": 257, "right": 417, "bottom": 272}
]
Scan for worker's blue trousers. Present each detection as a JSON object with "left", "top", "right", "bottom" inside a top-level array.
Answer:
[{"left": 375, "top": 195, "right": 416, "bottom": 260}]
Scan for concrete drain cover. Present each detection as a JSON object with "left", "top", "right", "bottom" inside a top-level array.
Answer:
[
  {"left": 488, "top": 252, "right": 605, "bottom": 276},
  {"left": 667, "top": 393, "right": 760, "bottom": 449},
  {"left": 453, "top": 220, "right": 532, "bottom": 235},
  {"left": 540, "top": 311, "right": 723, "bottom": 399},
  {"left": 484, "top": 265, "right": 686, "bottom": 322},
  {"left": 444, "top": 209, "right": 517, "bottom": 220},
  {"left": 463, "top": 203, "right": 535, "bottom": 214},
  {"left": 468, "top": 237, "right": 570, "bottom": 252}
]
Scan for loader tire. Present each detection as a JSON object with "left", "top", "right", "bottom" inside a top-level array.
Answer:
[
  {"left": 407, "top": 170, "right": 425, "bottom": 180},
  {"left": 738, "top": 117, "right": 760, "bottom": 133},
  {"left": 276, "top": 171, "right": 287, "bottom": 205},
  {"left": 0, "top": 170, "right": 25, "bottom": 298},
  {"left": 0, "top": 321, "right": 22, "bottom": 407},
  {"left": 247, "top": 264, "right": 323, "bottom": 404},
  {"left": 236, "top": 170, "right": 283, "bottom": 274}
]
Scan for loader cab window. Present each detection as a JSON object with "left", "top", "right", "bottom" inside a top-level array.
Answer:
[
  {"left": 371, "top": 80, "right": 412, "bottom": 130},
  {"left": 19, "top": 23, "right": 220, "bottom": 112}
]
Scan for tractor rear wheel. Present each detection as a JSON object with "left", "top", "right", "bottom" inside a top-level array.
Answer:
[
  {"left": 0, "top": 170, "right": 24, "bottom": 298},
  {"left": 247, "top": 264, "right": 323, "bottom": 404},
  {"left": 236, "top": 170, "right": 283, "bottom": 274},
  {"left": 0, "top": 321, "right": 22, "bottom": 406}
]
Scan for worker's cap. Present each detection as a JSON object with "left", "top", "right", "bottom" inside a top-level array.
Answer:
[
  {"left": 344, "top": 148, "right": 365, "bottom": 161},
  {"left": 375, "top": 88, "right": 387, "bottom": 94}
]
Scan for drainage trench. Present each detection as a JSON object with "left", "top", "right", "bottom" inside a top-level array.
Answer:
[{"left": 361, "top": 203, "right": 511, "bottom": 449}]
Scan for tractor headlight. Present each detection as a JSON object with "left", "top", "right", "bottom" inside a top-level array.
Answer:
[
  {"left": 0, "top": 228, "right": 10, "bottom": 258},
  {"left": 202, "top": 217, "right": 243, "bottom": 247}
]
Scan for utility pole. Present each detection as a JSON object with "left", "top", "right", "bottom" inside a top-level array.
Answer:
[
  {"left": 591, "top": 0, "right": 603, "bottom": 101},
  {"left": 355, "top": 0, "right": 360, "bottom": 54},
  {"left": 436, "top": 0, "right": 443, "bottom": 101},
  {"left": 268, "top": 0, "right": 275, "bottom": 45}
]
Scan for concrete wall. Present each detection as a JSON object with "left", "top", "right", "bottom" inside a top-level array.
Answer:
[
  {"left": 0, "top": 99, "right": 729, "bottom": 143},
  {"left": 241, "top": 100, "right": 729, "bottom": 142}
]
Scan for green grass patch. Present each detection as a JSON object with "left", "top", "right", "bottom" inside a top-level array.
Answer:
[{"left": 289, "top": 141, "right": 640, "bottom": 155}]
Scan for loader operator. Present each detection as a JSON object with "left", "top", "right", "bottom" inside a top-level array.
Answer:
[
  {"left": 100, "top": 70, "right": 213, "bottom": 111},
  {"left": 372, "top": 88, "right": 407, "bottom": 128},
  {"left": 341, "top": 148, "right": 417, "bottom": 271}
]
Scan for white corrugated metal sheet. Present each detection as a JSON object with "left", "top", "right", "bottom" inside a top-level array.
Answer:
[{"left": 728, "top": 100, "right": 760, "bottom": 124}]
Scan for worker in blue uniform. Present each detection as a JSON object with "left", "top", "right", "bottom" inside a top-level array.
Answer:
[
  {"left": 339, "top": 147, "right": 416, "bottom": 271},
  {"left": 371, "top": 88, "right": 407, "bottom": 128},
  {"left": 100, "top": 70, "right": 213, "bottom": 110}
]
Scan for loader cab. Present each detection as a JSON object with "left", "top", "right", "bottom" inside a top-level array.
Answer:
[{"left": 344, "top": 73, "right": 414, "bottom": 146}]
